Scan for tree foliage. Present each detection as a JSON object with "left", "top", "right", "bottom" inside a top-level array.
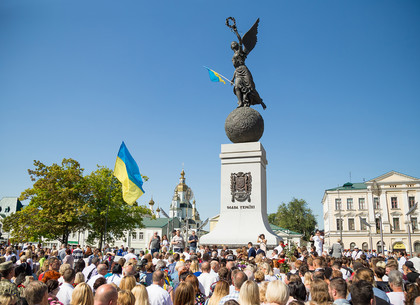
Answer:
[
  {"left": 84, "top": 166, "right": 151, "bottom": 248},
  {"left": 268, "top": 198, "right": 317, "bottom": 241},
  {"left": 3, "top": 159, "right": 87, "bottom": 244},
  {"left": 3, "top": 159, "right": 151, "bottom": 248}
]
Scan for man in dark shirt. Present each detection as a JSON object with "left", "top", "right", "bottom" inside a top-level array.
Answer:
[
  {"left": 188, "top": 230, "right": 199, "bottom": 253},
  {"left": 404, "top": 261, "right": 420, "bottom": 283},
  {"left": 247, "top": 242, "right": 256, "bottom": 259}
]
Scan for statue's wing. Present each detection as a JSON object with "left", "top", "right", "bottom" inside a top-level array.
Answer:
[{"left": 242, "top": 18, "right": 259, "bottom": 55}]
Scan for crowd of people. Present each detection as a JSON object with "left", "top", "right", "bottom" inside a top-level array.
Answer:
[{"left": 0, "top": 229, "right": 418, "bottom": 305}]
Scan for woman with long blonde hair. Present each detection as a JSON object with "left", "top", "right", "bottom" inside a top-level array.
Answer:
[
  {"left": 174, "top": 282, "right": 195, "bottom": 305},
  {"left": 261, "top": 262, "right": 276, "bottom": 282},
  {"left": 239, "top": 280, "right": 260, "bottom": 305},
  {"left": 119, "top": 276, "right": 137, "bottom": 291},
  {"left": 131, "top": 285, "right": 149, "bottom": 305},
  {"left": 117, "top": 290, "right": 135, "bottom": 305},
  {"left": 185, "top": 274, "right": 205, "bottom": 305},
  {"left": 259, "top": 281, "right": 269, "bottom": 305},
  {"left": 208, "top": 280, "right": 229, "bottom": 305},
  {"left": 71, "top": 282, "right": 94, "bottom": 305},
  {"left": 265, "top": 280, "right": 289, "bottom": 305}
]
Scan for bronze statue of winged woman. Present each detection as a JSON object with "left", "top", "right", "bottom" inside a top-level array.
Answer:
[{"left": 226, "top": 17, "right": 266, "bottom": 110}]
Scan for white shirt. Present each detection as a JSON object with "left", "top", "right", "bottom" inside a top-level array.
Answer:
[
  {"left": 274, "top": 245, "right": 284, "bottom": 254},
  {"left": 147, "top": 284, "right": 173, "bottom": 305},
  {"left": 198, "top": 272, "right": 218, "bottom": 297},
  {"left": 398, "top": 256, "right": 407, "bottom": 273},
  {"left": 410, "top": 256, "right": 420, "bottom": 273},
  {"left": 107, "top": 274, "right": 122, "bottom": 287},
  {"left": 387, "top": 291, "right": 405, "bottom": 305},
  {"left": 82, "top": 264, "right": 97, "bottom": 282},
  {"left": 87, "top": 274, "right": 105, "bottom": 290},
  {"left": 124, "top": 252, "right": 137, "bottom": 261},
  {"left": 313, "top": 235, "right": 323, "bottom": 251},
  {"left": 56, "top": 282, "right": 74, "bottom": 305}
]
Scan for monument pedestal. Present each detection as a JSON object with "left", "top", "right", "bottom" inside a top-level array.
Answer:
[{"left": 200, "top": 142, "right": 280, "bottom": 248}]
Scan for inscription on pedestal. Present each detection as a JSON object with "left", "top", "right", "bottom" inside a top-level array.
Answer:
[{"left": 231, "top": 172, "right": 252, "bottom": 202}]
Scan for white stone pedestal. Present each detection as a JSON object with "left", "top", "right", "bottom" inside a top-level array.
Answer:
[{"left": 200, "top": 142, "right": 280, "bottom": 248}]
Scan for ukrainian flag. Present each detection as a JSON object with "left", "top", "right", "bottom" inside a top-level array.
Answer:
[
  {"left": 205, "top": 67, "right": 226, "bottom": 84},
  {"left": 114, "top": 142, "right": 145, "bottom": 205}
]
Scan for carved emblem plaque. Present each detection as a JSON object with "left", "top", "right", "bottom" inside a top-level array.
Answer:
[{"left": 230, "top": 172, "right": 252, "bottom": 202}]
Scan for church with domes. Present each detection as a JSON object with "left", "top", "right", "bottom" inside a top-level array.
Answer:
[{"left": 169, "top": 170, "right": 203, "bottom": 231}]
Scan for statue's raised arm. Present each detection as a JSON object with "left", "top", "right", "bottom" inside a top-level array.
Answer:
[{"left": 226, "top": 17, "right": 266, "bottom": 110}]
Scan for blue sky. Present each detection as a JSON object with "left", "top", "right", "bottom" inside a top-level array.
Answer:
[{"left": 1, "top": 1, "right": 419, "bottom": 230}]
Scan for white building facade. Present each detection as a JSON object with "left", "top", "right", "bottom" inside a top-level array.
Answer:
[{"left": 322, "top": 171, "right": 420, "bottom": 254}]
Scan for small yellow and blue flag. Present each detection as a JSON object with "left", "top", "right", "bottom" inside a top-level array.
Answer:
[
  {"left": 114, "top": 142, "right": 145, "bottom": 205},
  {"left": 205, "top": 67, "right": 226, "bottom": 84}
]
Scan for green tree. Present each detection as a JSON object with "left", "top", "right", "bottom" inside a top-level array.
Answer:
[
  {"left": 84, "top": 166, "right": 151, "bottom": 249},
  {"left": 3, "top": 159, "right": 88, "bottom": 244},
  {"left": 268, "top": 198, "right": 317, "bottom": 241}
]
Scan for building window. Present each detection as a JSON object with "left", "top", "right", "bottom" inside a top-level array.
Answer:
[
  {"left": 139, "top": 232, "right": 144, "bottom": 240},
  {"left": 336, "top": 219, "right": 343, "bottom": 231},
  {"left": 359, "top": 198, "right": 366, "bottom": 210},
  {"left": 348, "top": 218, "right": 355, "bottom": 230},
  {"left": 350, "top": 242, "right": 356, "bottom": 250},
  {"left": 361, "top": 218, "right": 367, "bottom": 230},
  {"left": 376, "top": 218, "right": 381, "bottom": 233},
  {"left": 374, "top": 197, "right": 380, "bottom": 209},
  {"left": 412, "top": 217, "right": 418, "bottom": 231},
  {"left": 391, "top": 197, "right": 398, "bottom": 209},
  {"left": 362, "top": 242, "right": 368, "bottom": 251},
  {"left": 409, "top": 197, "right": 416, "bottom": 209},
  {"left": 393, "top": 217, "right": 400, "bottom": 230},
  {"left": 415, "top": 242, "right": 420, "bottom": 253},
  {"left": 377, "top": 241, "right": 385, "bottom": 253},
  {"left": 335, "top": 199, "right": 342, "bottom": 210},
  {"left": 347, "top": 198, "right": 353, "bottom": 210},
  {"left": 132, "top": 232, "right": 137, "bottom": 240}
]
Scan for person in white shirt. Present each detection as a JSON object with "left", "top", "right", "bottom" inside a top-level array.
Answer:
[
  {"left": 147, "top": 270, "right": 173, "bottom": 305},
  {"left": 409, "top": 252, "right": 420, "bottom": 273},
  {"left": 387, "top": 270, "right": 405, "bottom": 305},
  {"left": 274, "top": 241, "right": 284, "bottom": 255},
  {"left": 56, "top": 269, "right": 75, "bottom": 305},
  {"left": 124, "top": 248, "right": 137, "bottom": 261},
  {"left": 310, "top": 230, "right": 324, "bottom": 256},
  {"left": 210, "top": 260, "right": 220, "bottom": 278},
  {"left": 82, "top": 257, "right": 99, "bottom": 282},
  {"left": 87, "top": 264, "right": 108, "bottom": 290},
  {"left": 107, "top": 264, "right": 123, "bottom": 287},
  {"left": 398, "top": 251, "right": 407, "bottom": 273},
  {"left": 171, "top": 230, "right": 184, "bottom": 253},
  {"left": 198, "top": 261, "right": 218, "bottom": 297}
]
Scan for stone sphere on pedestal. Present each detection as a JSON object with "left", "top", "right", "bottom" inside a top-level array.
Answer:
[{"left": 225, "top": 107, "right": 264, "bottom": 143}]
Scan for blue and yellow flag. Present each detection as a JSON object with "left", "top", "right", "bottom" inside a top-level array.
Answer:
[
  {"left": 114, "top": 142, "right": 145, "bottom": 205},
  {"left": 205, "top": 67, "right": 226, "bottom": 84}
]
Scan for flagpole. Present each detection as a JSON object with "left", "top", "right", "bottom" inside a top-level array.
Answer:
[
  {"left": 103, "top": 173, "right": 113, "bottom": 251},
  {"left": 204, "top": 66, "right": 233, "bottom": 84}
]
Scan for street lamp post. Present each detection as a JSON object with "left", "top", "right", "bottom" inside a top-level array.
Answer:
[
  {"left": 407, "top": 202, "right": 418, "bottom": 258},
  {"left": 338, "top": 188, "right": 343, "bottom": 243},
  {"left": 375, "top": 213, "right": 384, "bottom": 254},
  {"left": 372, "top": 181, "right": 384, "bottom": 254}
]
